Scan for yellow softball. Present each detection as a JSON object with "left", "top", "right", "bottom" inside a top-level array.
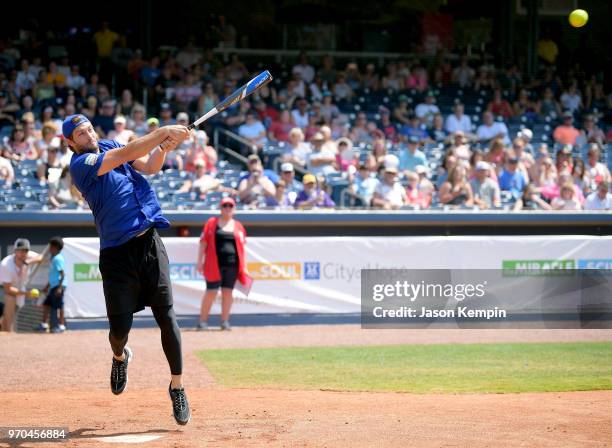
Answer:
[{"left": 569, "top": 9, "right": 588, "bottom": 28}]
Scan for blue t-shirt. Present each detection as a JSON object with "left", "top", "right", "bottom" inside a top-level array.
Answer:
[
  {"left": 399, "top": 149, "right": 427, "bottom": 172},
  {"left": 49, "top": 253, "right": 67, "bottom": 288},
  {"left": 70, "top": 139, "right": 170, "bottom": 249},
  {"left": 498, "top": 170, "right": 527, "bottom": 200}
]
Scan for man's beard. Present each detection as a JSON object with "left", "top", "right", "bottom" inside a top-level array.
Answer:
[{"left": 77, "top": 143, "right": 100, "bottom": 154}]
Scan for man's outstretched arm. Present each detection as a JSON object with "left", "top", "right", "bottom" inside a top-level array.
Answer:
[{"left": 98, "top": 126, "right": 189, "bottom": 176}]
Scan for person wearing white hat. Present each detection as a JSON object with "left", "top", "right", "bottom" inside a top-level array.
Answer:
[
  {"left": 470, "top": 161, "right": 501, "bottom": 209},
  {"left": 0, "top": 239, "right": 44, "bottom": 332},
  {"left": 107, "top": 115, "right": 134, "bottom": 145}
]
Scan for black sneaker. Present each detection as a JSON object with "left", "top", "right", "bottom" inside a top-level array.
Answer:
[
  {"left": 168, "top": 383, "right": 191, "bottom": 425},
  {"left": 110, "top": 346, "right": 132, "bottom": 395}
]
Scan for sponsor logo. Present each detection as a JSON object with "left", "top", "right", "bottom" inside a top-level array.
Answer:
[
  {"left": 73, "top": 263, "right": 102, "bottom": 282},
  {"left": 303, "top": 262, "right": 320, "bottom": 280},
  {"left": 169, "top": 263, "right": 203, "bottom": 281},
  {"left": 577, "top": 259, "right": 612, "bottom": 270},
  {"left": 502, "top": 259, "right": 575, "bottom": 276},
  {"left": 71, "top": 115, "right": 83, "bottom": 124},
  {"left": 84, "top": 154, "right": 98, "bottom": 166},
  {"left": 247, "top": 262, "right": 301, "bottom": 280}
]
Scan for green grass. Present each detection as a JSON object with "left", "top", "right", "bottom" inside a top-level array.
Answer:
[{"left": 197, "top": 342, "right": 612, "bottom": 394}]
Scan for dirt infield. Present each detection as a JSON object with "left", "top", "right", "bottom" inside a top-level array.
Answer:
[{"left": 2, "top": 326, "right": 611, "bottom": 447}]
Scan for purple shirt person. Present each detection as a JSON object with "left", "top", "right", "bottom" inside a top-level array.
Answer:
[{"left": 295, "top": 173, "right": 335, "bottom": 209}]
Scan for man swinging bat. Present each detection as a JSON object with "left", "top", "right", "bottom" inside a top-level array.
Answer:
[{"left": 64, "top": 114, "right": 191, "bottom": 425}]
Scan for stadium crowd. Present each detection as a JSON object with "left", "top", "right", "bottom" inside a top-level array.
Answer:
[{"left": 0, "top": 26, "right": 611, "bottom": 211}]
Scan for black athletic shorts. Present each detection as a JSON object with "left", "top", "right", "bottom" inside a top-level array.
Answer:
[
  {"left": 99, "top": 228, "right": 173, "bottom": 316},
  {"left": 43, "top": 286, "right": 65, "bottom": 309},
  {"left": 206, "top": 264, "right": 238, "bottom": 290}
]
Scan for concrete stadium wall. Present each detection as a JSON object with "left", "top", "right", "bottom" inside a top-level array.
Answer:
[{"left": 1, "top": 210, "right": 611, "bottom": 260}]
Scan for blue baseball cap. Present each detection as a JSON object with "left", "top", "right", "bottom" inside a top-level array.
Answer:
[{"left": 62, "top": 114, "right": 90, "bottom": 139}]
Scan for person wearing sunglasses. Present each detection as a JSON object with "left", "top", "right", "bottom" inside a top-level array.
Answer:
[{"left": 197, "top": 197, "right": 248, "bottom": 331}]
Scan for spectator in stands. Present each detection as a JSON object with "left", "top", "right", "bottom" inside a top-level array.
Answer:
[
  {"left": 295, "top": 173, "right": 335, "bottom": 209},
  {"left": 399, "top": 135, "right": 427, "bottom": 172},
  {"left": 197, "top": 196, "right": 246, "bottom": 331},
  {"left": 80, "top": 95, "right": 98, "bottom": 120},
  {"left": 536, "top": 155, "right": 558, "bottom": 189},
  {"left": 345, "top": 62, "right": 362, "bottom": 90},
  {"left": 350, "top": 112, "right": 371, "bottom": 143},
  {"left": 536, "top": 87, "right": 561, "bottom": 117},
  {"left": 541, "top": 171, "right": 585, "bottom": 205},
  {"left": 197, "top": 82, "right": 219, "bottom": 117},
  {"left": 268, "top": 109, "right": 293, "bottom": 143},
  {"left": 93, "top": 99, "right": 116, "bottom": 136},
  {"left": 405, "top": 171, "right": 431, "bottom": 209},
  {"left": 477, "top": 111, "right": 510, "bottom": 145},
  {"left": 176, "top": 40, "right": 201, "bottom": 71},
  {"left": 283, "top": 127, "right": 311, "bottom": 168},
  {"left": 513, "top": 88, "right": 537, "bottom": 120},
  {"left": 415, "top": 91, "right": 439, "bottom": 126},
  {"left": 560, "top": 83, "right": 582, "bottom": 114},
  {"left": 448, "top": 131, "right": 471, "bottom": 165},
  {"left": 407, "top": 66, "right": 428, "bottom": 92},
  {"left": 118, "top": 89, "right": 135, "bottom": 116},
  {"left": 238, "top": 111, "right": 267, "bottom": 150},
  {"left": 362, "top": 63, "right": 380, "bottom": 91},
  {"left": 107, "top": 116, "right": 134, "bottom": 145},
  {"left": 5, "top": 124, "right": 34, "bottom": 161},
  {"left": 513, "top": 183, "right": 552, "bottom": 210},
  {"left": 238, "top": 155, "right": 276, "bottom": 207},
  {"left": 584, "top": 181, "right": 612, "bottom": 210},
  {"left": 319, "top": 125, "right": 338, "bottom": 155},
  {"left": 400, "top": 114, "right": 429, "bottom": 142},
  {"left": 318, "top": 55, "right": 337, "bottom": 85},
  {"left": 484, "top": 137, "right": 506, "bottom": 172},
  {"left": 34, "top": 123, "right": 59, "bottom": 159},
  {"left": 37, "top": 143, "right": 63, "bottom": 182},
  {"left": 159, "top": 102, "right": 176, "bottom": 127},
  {"left": 445, "top": 103, "right": 472, "bottom": 135},
  {"left": 439, "top": 165, "right": 474, "bottom": 207},
  {"left": 147, "top": 117, "right": 160, "bottom": 133},
  {"left": 349, "top": 164, "right": 379, "bottom": 207},
  {"left": 291, "top": 97, "right": 309, "bottom": 129},
  {"left": 307, "top": 132, "right": 337, "bottom": 177},
  {"left": 393, "top": 95, "right": 412, "bottom": 126},
  {"left": 576, "top": 114, "right": 605, "bottom": 147},
  {"left": 177, "top": 160, "right": 232, "bottom": 197},
  {"left": 470, "top": 161, "right": 501, "bottom": 209},
  {"left": 184, "top": 130, "right": 217, "bottom": 173},
  {"left": 16, "top": 59, "right": 36, "bottom": 94},
  {"left": 279, "top": 163, "right": 302, "bottom": 193},
  {"left": 517, "top": 128, "right": 534, "bottom": 154},
  {"left": 49, "top": 166, "right": 82, "bottom": 209},
  {"left": 0, "top": 151, "right": 14, "bottom": 184},
  {"left": 174, "top": 73, "right": 202, "bottom": 111},
  {"left": 415, "top": 165, "right": 435, "bottom": 194},
  {"left": 498, "top": 154, "right": 527, "bottom": 200},
  {"left": 383, "top": 63, "right": 404, "bottom": 91},
  {"left": 332, "top": 72, "right": 353, "bottom": 100},
  {"left": 572, "top": 158, "right": 592, "bottom": 196},
  {"left": 265, "top": 179, "right": 295, "bottom": 208},
  {"left": 452, "top": 56, "right": 475, "bottom": 88},
  {"left": 436, "top": 152, "right": 458, "bottom": 190},
  {"left": 34, "top": 70, "right": 55, "bottom": 102},
  {"left": 0, "top": 91, "right": 18, "bottom": 127},
  {"left": 304, "top": 112, "right": 320, "bottom": 141},
  {"left": 378, "top": 107, "right": 398, "bottom": 142},
  {"left": 372, "top": 166, "right": 407, "bottom": 209},
  {"left": 292, "top": 52, "right": 315, "bottom": 84},
  {"left": 428, "top": 113, "right": 448, "bottom": 143},
  {"left": 586, "top": 144, "right": 611, "bottom": 185},
  {"left": 551, "top": 183, "right": 582, "bottom": 210},
  {"left": 555, "top": 145, "right": 573, "bottom": 173},
  {"left": 0, "top": 239, "right": 43, "bottom": 332},
  {"left": 253, "top": 98, "right": 278, "bottom": 129},
  {"left": 487, "top": 88, "right": 513, "bottom": 119},
  {"left": 128, "top": 104, "right": 148, "bottom": 137},
  {"left": 320, "top": 91, "right": 340, "bottom": 124},
  {"left": 225, "top": 54, "right": 249, "bottom": 83},
  {"left": 512, "top": 137, "right": 535, "bottom": 182},
  {"left": 66, "top": 65, "right": 86, "bottom": 91}
]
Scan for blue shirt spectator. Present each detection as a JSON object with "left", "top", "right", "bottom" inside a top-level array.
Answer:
[
  {"left": 498, "top": 158, "right": 527, "bottom": 200},
  {"left": 399, "top": 138, "right": 427, "bottom": 172}
]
